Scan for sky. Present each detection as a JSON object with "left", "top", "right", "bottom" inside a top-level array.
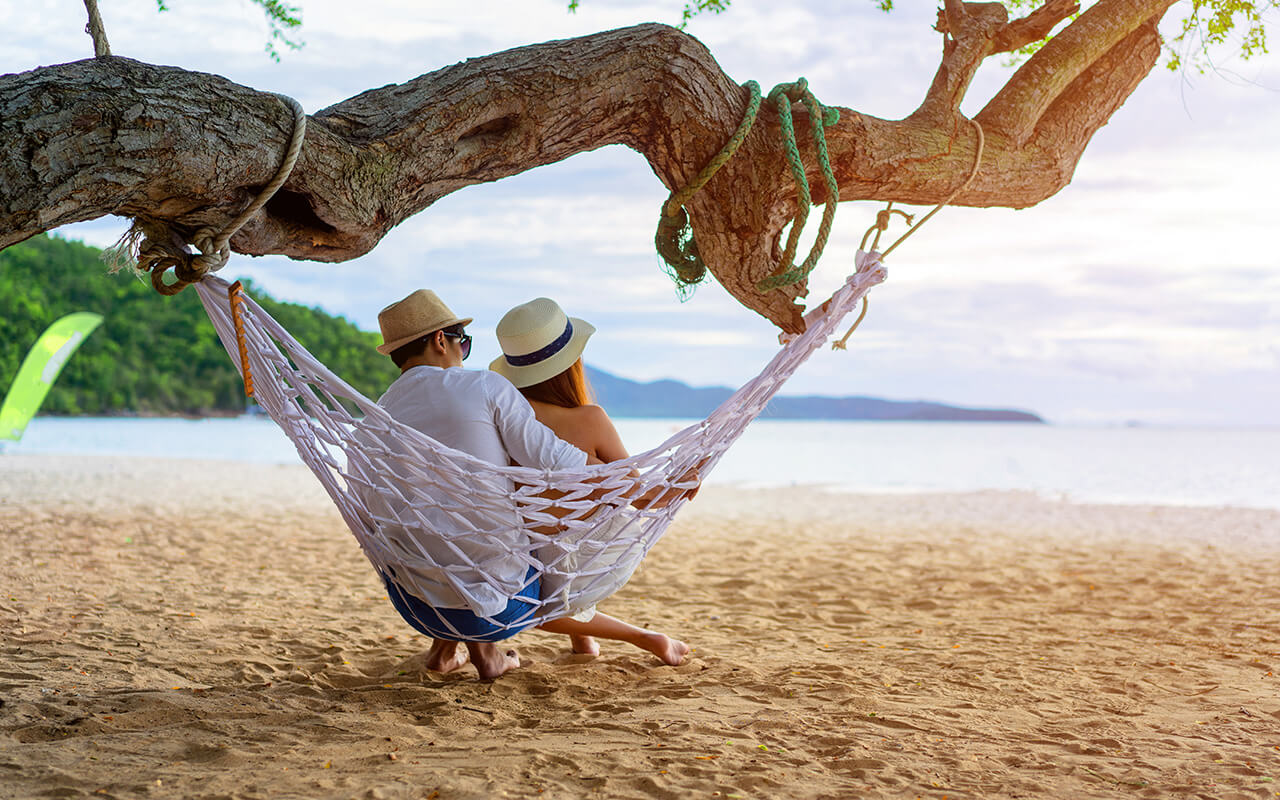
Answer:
[{"left": 3, "top": 0, "right": 1278, "bottom": 426}]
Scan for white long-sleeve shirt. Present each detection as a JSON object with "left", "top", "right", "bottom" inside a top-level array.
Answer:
[
  {"left": 371, "top": 365, "right": 587, "bottom": 614},
  {"left": 379, "top": 366, "right": 585, "bottom": 472}
]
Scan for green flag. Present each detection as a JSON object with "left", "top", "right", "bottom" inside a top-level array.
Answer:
[{"left": 1, "top": 311, "right": 104, "bottom": 442}]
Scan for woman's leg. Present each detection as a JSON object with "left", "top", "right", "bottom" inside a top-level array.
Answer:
[{"left": 539, "top": 614, "right": 690, "bottom": 666}]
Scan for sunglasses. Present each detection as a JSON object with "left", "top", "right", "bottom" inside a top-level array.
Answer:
[{"left": 441, "top": 330, "right": 472, "bottom": 361}]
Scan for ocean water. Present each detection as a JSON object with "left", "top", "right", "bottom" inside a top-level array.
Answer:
[{"left": 5, "top": 416, "right": 1278, "bottom": 510}]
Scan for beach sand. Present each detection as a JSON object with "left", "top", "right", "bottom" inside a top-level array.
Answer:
[{"left": 2, "top": 454, "right": 1278, "bottom": 799}]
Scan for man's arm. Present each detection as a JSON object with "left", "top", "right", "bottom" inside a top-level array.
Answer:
[{"left": 488, "top": 375, "right": 588, "bottom": 471}]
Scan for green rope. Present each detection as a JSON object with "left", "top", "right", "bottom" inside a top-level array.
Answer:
[
  {"left": 654, "top": 77, "right": 841, "bottom": 297},
  {"left": 656, "top": 80, "right": 761, "bottom": 298},
  {"left": 755, "top": 78, "right": 840, "bottom": 292}
]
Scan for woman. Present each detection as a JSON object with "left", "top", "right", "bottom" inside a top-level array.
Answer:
[{"left": 491, "top": 297, "right": 692, "bottom": 666}]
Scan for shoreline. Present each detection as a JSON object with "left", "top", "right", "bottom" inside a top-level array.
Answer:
[
  {"left": 3, "top": 450, "right": 1279, "bottom": 518},
  {"left": 2, "top": 455, "right": 1278, "bottom": 799}
]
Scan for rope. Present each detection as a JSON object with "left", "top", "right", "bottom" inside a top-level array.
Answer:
[
  {"left": 663, "top": 82, "right": 762, "bottom": 219},
  {"left": 655, "top": 78, "right": 841, "bottom": 296},
  {"left": 122, "top": 93, "right": 307, "bottom": 296},
  {"left": 754, "top": 79, "right": 841, "bottom": 292},
  {"left": 655, "top": 81, "right": 762, "bottom": 295},
  {"left": 83, "top": 0, "right": 110, "bottom": 58},
  {"left": 830, "top": 118, "right": 986, "bottom": 351},
  {"left": 228, "top": 281, "right": 255, "bottom": 398},
  {"left": 882, "top": 118, "right": 985, "bottom": 260}
]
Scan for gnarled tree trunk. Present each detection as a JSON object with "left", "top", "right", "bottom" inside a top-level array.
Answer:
[{"left": 0, "top": 0, "right": 1176, "bottom": 331}]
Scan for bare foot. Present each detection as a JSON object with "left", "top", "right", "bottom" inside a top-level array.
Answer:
[
  {"left": 569, "top": 635, "right": 600, "bottom": 656},
  {"left": 642, "top": 633, "right": 691, "bottom": 666},
  {"left": 424, "top": 640, "right": 469, "bottom": 674},
  {"left": 467, "top": 643, "right": 521, "bottom": 680}
]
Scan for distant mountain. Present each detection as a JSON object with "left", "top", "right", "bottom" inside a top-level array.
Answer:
[
  {"left": 5, "top": 234, "right": 1042, "bottom": 423},
  {"left": 585, "top": 365, "right": 1044, "bottom": 423}
]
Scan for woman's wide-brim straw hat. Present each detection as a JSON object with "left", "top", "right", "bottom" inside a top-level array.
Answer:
[
  {"left": 490, "top": 297, "right": 595, "bottom": 388},
  {"left": 375, "top": 289, "right": 473, "bottom": 355}
]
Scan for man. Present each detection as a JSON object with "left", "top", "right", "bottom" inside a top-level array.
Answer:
[{"left": 372, "top": 289, "right": 593, "bottom": 679}]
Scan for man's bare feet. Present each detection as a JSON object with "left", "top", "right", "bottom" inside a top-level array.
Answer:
[
  {"left": 641, "top": 632, "right": 691, "bottom": 666},
  {"left": 569, "top": 634, "right": 600, "bottom": 656},
  {"left": 467, "top": 643, "right": 521, "bottom": 680},
  {"left": 423, "top": 640, "right": 469, "bottom": 673}
]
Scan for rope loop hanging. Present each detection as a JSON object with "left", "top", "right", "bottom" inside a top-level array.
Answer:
[
  {"left": 111, "top": 93, "right": 308, "bottom": 296},
  {"left": 754, "top": 78, "right": 841, "bottom": 293},
  {"left": 228, "top": 280, "right": 255, "bottom": 398},
  {"left": 655, "top": 80, "right": 762, "bottom": 298}
]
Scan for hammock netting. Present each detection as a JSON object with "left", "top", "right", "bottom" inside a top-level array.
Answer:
[{"left": 193, "top": 252, "right": 887, "bottom": 638}]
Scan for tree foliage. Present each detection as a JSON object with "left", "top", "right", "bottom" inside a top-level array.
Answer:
[
  {"left": 0, "top": 235, "right": 397, "bottom": 417},
  {"left": 992, "top": 0, "right": 1274, "bottom": 72},
  {"left": 569, "top": 0, "right": 1271, "bottom": 71},
  {"left": 155, "top": 0, "right": 303, "bottom": 61}
]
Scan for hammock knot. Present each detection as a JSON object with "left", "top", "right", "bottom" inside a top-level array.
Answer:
[
  {"left": 831, "top": 250, "right": 887, "bottom": 351},
  {"left": 116, "top": 222, "right": 231, "bottom": 296}
]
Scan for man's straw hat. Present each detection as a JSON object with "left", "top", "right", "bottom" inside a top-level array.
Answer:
[
  {"left": 489, "top": 298, "right": 595, "bottom": 388},
  {"left": 375, "top": 290, "right": 472, "bottom": 355}
]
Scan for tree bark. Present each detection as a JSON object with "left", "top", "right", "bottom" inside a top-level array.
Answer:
[{"left": 1, "top": 1, "right": 1178, "bottom": 331}]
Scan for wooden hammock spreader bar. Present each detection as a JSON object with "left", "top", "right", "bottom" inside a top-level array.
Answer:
[{"left": 228, "top": 280, "right": 255, "bottom": 398}]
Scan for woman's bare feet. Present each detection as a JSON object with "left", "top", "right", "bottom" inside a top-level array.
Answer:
[
  {"left": 569, "top": 634, "right": 600, "bottom": 656},
  {"left": 467, "top": 643, "right": 521, "bottom": 680},
  {"left": 539, "top": 614, "right": 690, "bottom": 666},
  {"left": 640, "top": 632, "right": 691, "bottom": 666},
  {"left": 423, "top": 640, "right": 469, "bottom": 673}
]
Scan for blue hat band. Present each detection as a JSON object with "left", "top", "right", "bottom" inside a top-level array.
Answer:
[{"left": 504, "top": 319, "right": 573, "bottom": 367}]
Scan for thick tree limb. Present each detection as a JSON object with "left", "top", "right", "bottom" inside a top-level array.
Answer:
[
  {"left": 2, "top": 2, "right": 1180, "bottom": 331},
  {"left": 979, "top": 0, "right": 1178, "bottom": 145}
]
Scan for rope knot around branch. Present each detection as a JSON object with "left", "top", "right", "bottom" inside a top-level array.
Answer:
[
  {"left": 654, "top": 77, "right": 843, "bottom": 299},
  {"left": 107, "top": 93, "right": 307, "bottom": 297}
]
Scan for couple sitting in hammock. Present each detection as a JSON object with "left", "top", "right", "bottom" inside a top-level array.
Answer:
[{"left": 372, "top": 290, "right": 697, "bottom": 679}]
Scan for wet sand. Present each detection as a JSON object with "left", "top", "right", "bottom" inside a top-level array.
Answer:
[{"left": 2, "top": 454, "right": 1278, "bottom": 799}]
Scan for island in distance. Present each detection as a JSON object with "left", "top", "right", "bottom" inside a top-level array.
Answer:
[{"left": 586, "top": 366, "right": 1044, "bottom": 423}]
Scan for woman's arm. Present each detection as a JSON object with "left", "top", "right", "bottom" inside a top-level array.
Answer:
[{"left": 580, "top": 404, "right": 700, "bottom": 510}]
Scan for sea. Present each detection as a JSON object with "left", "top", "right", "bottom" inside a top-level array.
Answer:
[{"left": 4, "top": 416, "right": 1277, "bottom": 511}]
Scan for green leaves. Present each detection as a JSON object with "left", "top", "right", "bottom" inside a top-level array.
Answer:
[
  {"left": 1169, "top": 0, "right": 1273, "bottom": 73},
  {"left": 567, "top": 1, "right": 732, "bottom": 29},
  {"left": 0, "top": 235, "right": 397, "bottom": 418},
  {"left": 153, "top": 0, "right": 303, "bottom": 62}
]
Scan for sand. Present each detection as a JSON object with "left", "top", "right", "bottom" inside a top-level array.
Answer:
[{"left": 1, "top": 453, "right": 1278, "bottom": 799}]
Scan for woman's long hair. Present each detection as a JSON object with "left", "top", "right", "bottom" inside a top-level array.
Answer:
[{"left": 518, "top": 358, "right": 594, "bottom": 408}]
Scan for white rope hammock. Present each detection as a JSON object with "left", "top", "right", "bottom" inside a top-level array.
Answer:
[{"left": 193, "top": 252, "right": 886, "bottom": 637}]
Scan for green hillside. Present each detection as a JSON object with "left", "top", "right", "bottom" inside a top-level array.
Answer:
[{"left": 0, "top": 234, "right": 398, "bottom": 416}]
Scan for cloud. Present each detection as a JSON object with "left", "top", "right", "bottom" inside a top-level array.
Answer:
[{"left": 8, "top": 1, "right": 1279, "bottom": 425}]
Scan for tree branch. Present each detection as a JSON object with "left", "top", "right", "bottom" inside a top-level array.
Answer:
[
  {"left": 915, "top": 2, "right": 1008, "bottom": 123},
  {"left": 0, "top": 7, "right": 1183, "bottom": 331},
  {"left": 978, "top": 0, "right": 1178, "bottom": 145},
  {"left": 990, "top": 0, "right": 1080, "bottom": 55}
]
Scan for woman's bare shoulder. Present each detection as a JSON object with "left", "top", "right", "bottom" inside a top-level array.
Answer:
[{"left": 577, "top": 403, "right": 614, "bottom": 422}]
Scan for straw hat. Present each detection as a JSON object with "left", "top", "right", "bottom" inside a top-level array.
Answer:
[
  {"left": 375, "top": 290, "right": 473, "bottom": 355},
  {"left": 489, "top": 298, "right": 595, "bottom": 388}
]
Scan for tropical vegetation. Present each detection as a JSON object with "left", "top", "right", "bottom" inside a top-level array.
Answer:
[{"left": 0, "top": 234, "right": 397, "bottom": 416}]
